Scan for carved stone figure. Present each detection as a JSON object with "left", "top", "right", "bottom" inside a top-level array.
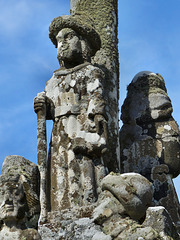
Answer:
[
  {"left": 93, "top": 173, "right": 153, "bottom": 221},
  {"left": 34, "top": 15, "right": 111, "bottom": 214},
  {"left": 120, "top": 71, "right": 180, "bottom": 227},
  {"left": 92, "top": 173, "right": 179, "bottom": 239},
  {"left": 0, "top": 155, "right": 41, "bottom": 239},
  {"left": 1, "top": 0, "right": 180, "bottom": 239},
  {"left": 1, "top": 155, "right": 40, "bottom": 228}
]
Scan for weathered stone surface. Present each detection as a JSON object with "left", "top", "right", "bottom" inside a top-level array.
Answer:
[
  {"left": 101, "top": 173, "right": 153, "bottom": 220},
  {"left": 115, "top": 226, "right": 160, "bottom": 240},
  {"left": 36, "top": 91, "right": 48, "bottom": 223},
  {"left": 2, "top": 155, "right": 40, "bottom": 186},
  {"left": 70, "top": 0, "right": 79, "bottom": 11},
  {"left": 0, "top": 156, "right": 41, "bottom": 239},
  {"left": 1, "top": 0, "right": 180, "bottom": 239},
  {"left": 1, "top": 155, "right": 40, "bottom": 228},
  {"left": 120, "top": 71, "right": 180, "bottom": 226},
  {"left": 120, "top": 72, "right": 180, "bottom": 176},
  {"left": 20, "top": 229, "right": 42, "bottom": 240},
  {"left": 44, "top": 63, "right": 108, "bottom": 211},
  {"left": 34, "top": 4, "right": 120, "bottom": 236},
  {"left": 92, "top": 171, "right": 180, "bottom": 239},
  {"left": 20, "top": 2, "right": 180, "bottom": 239},
  {"left": 143, "top": 206, "right": 180, "bottom": 239},
  {"left": 93, "top": 172, "right": 180, "bottom": 240},
  {"left": 70, "top": 0, "right": 120, "bottom": 173},
  {"left": 49, "top": 15, "right": 101, "bottom": 56},
  {"left": 34, "top": 12, "right": 119, "bottom": 219},
  {"left": 39, "top": 217, "right": 112, "bottom": 240},
  {"left": 93, "top": 190, "right": 126, "bottom": 224},
  {"left": 92, "top": 173, "right": 162, "bottom": 239}
]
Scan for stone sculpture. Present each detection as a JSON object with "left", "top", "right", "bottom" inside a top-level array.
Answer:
[
  {"left": 39, "top": 172, "right": 178, "bottom": 239},
  {"left": 1, "top": 0, "right": 180, "bottom": 239},
  {"left": 93, "top": 173, "right": 179, "bottom": 239},
  {"left": 120, "top": 71, "right": 180, "bottom": 228},
  {"left": 34, "top": 15, "right": 110, "bottom": 214},
  {"left": 34, "top": 3, "right": 180, "bottom": 238},
  {"left": 0, "top": 155, "right": 41, "bottom": 240}
]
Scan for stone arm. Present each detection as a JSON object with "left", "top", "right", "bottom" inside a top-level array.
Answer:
[
  {"left": 34, "top": 92, "right": 55, "bottom": 120},
  {"left": 93, "top": 97, "right": 107, "bottom": 139},
  {"left": 87, "top": 75, "right": 107, "bottom": 139}
]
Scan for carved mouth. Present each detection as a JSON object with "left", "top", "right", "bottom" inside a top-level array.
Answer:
[{"left": 5, "top": 205, "right": 14, "bottom": 212}]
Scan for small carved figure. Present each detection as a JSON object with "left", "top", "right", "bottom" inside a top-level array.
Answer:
[
  {"left": 93, "top": 173, "right": 161, "bottom": 239},
  {"left": 95, "top": 172, "right": 153, "bottom": 221},
  {"left": 1, "top": 155, "right": 40, "bottom": 228},
  {"left": 0, "top": 175, "right": 41, "bottom": 240},
  {"left": 34, "top": 15, "right": 109, "bottom": 213},
  {"left": 93, "top": 172, "right": 180, "bottom": 239},
  {"left": 120, "top": 71, "right": 180, "bottom": 225}
]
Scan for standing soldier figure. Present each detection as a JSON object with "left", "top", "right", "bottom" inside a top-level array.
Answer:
[{"left": 34, "top": 15, "right": 109, "bottom": 213}]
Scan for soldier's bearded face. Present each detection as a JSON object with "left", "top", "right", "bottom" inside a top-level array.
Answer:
[
  {"left": 56, "top": 28, "right": 82, "bottom": 64},
  {"left": 0, "top": 179, "right": 26, "bottom": 221}
]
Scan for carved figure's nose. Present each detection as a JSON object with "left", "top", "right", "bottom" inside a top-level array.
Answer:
[
  {"left": 4, "top": 192, "right": 13, "bottom": 203},
  {"left": 58, "top": 41, "right": 63, "bottom": 49}
]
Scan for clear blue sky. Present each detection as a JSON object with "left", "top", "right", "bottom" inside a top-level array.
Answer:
[{"left": 0, "top": 0, "right": 180, "bottom": 197}]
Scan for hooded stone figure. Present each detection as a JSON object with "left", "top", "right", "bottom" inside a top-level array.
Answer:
[
  {"left": 120, "top": 71, "right": 180, "bottom": 226},
  {"left": 34, "top": 15, "right": 110, "bottom": 213}
]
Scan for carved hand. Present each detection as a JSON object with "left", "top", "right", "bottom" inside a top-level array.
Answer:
[
  {"left": 34, "top": 92, "right": 54, "bottom": 120},
  {"left": 34, "top": 93, "right": 46, "bottom": 114}
]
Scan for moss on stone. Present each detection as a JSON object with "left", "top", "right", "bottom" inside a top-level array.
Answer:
[
  {"left": 70, "top": 0, "right": 120, "bottom": 173},
  {"left": 49, "top": 15, "right": 101, "bottom": 56},
  {"left": 74, "top": 0, "right": 119, "bottom": 72}
]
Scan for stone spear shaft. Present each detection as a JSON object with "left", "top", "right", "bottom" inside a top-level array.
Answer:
[{"left": 36, "top": 92, "right": 47, "bottom": 223}]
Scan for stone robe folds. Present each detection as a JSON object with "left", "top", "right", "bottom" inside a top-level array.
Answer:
[{"left": 45, "top": 63, "right": 107, "bottom": 211}]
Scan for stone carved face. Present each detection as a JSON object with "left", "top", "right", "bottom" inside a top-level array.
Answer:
[
  {"left": 120, "top": 72, "right": 180, "bottom": 178},
  {"left": 134, "top": 91, "right": 172, "bottom": 123},
  {"left": 56, "top": 28, "right": 83, "bottom": 66},
  {"left": 148, "top": 92, "right": 172, "bottom": 120},
  {"left": 100, "top": 173, "right": 153, "bottom": 221},
  {"left": 0, "top": 176, "right": 26, "bottom": 221},
  {"left": 121, "top": 72, "right": 173, "bottom": 124}
]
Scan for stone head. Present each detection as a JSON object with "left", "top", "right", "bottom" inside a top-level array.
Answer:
[
  {"left": 101, "top": 173, "right": 153, "bottom": 220},
  {"left": 56, "top": 27, "right": 92, "bottom": 66},
  {"left": 121, "top": 72, "right": 173, "bottom": 124},
  {"left": 49, "top": 15, "right": 101, "bottom": 67},
  {"left": 120, "top": 72, "right": 180, "bottom": 178},
  {"left": 1, "top": 155, "right": 40, "bottom": 227},
  {"left": 0, "top": 175, "right": 27, "bottom": 222}
]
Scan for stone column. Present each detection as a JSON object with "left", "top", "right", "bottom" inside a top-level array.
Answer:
[{"left": 70, "top": 0, "right": 120, "bottom": 172}]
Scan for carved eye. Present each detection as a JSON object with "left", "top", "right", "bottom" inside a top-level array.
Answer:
[
  {"left": 14, "top": 190, "right": 20, "bottom": 196},
  {"left": 67, "top": 32, "right": 75, "bottom": 40}
]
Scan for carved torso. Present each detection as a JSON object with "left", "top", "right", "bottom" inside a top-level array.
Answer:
[
  {"left": 45, "top": 63, "right": 107, "bottom": 212},
  {"left": 45, "top": 63, "right": 104, "bottom": 117}
]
